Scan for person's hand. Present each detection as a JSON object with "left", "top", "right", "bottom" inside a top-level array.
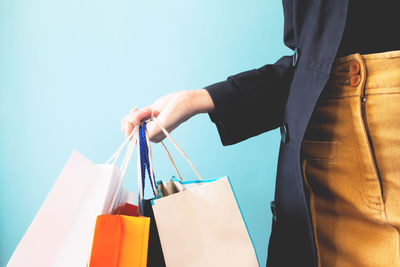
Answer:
[{"left": 120, "top": 89, "right": 214, "bottom": 143}]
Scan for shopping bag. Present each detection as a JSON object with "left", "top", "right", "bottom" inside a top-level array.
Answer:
[
  {"left": 148, "top": 117, "right": 260, "bottom": 267},
  {"left": 143, "top": 200, "right": 166, "bottom": 267},
  {"left": 111, "top": 202, "right": 139, "bottom": 216},
  {"left": 152, "top": 177, "right": 259, "bottom": 267},
  {"left": 88, "top": 214, "right": 150, "bottom": 267},
  {"left": 89, "top": 122, "right": 160, "bottom": 267},
  {"left": 7, "top": 128, "right": 139, "bottom": 267}
]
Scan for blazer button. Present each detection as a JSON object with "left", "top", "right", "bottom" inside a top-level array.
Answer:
[
  {"left": 270, "top": 201, "right": 278, "bottom": 222},
  {"left": 292, "top": 47, "right": 299, "bottom": 67},
  {"left": 280, "top": 123, "right": 289, "bottom": 144}
]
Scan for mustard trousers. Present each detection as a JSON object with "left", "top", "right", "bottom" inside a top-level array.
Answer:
[{"left": 301, "top": 50, "right": 400, "bottom": 267}]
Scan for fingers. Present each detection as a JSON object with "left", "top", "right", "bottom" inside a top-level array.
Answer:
[
  {"left": 120, "top": 106, "right": 138, "bottom": 124},
  {"left": 120, "top": 106, "right": 154, "bottom": 137},
  {"left": 151, "top": 109, "right": 161, "bottom": 118},
  {"left": 130, "top": 106, "right": 138, "bottom": 113},
  {"left": 146, "top": 120, "right": 165, "bottom": 143},
  {"left": 134, "top": 106, "right": 153, "bottom": 123},
  {"left": 146, "top": 107, "right": 178, "bottom": 143}
]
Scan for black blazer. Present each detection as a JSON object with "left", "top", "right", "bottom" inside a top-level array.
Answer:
[{"left": 204, "top": 1, "right": 348, "bottom": 266}]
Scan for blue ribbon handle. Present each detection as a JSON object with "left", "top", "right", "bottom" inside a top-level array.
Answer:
[{"left": 138, "top": 121, "right": 157, "bottom": 197}]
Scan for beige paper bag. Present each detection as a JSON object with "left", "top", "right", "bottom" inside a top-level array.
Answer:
[
  {"left": 145, "top": 117, "right": 259, "bottom": 267},
  {"left": 152, "top": 176, "right": 259, "bottom": 267}
]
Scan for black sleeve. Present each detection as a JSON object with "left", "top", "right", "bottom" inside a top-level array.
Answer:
[
  {"left": 204, "top": 55, "right": 294, "bottom": 146},
  {"left": 204, "top": 0, "right": 295, "bottom": 146}
]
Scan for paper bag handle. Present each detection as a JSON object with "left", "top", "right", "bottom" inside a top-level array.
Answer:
[
  {"left": 159, "top": 138, "right": 183, "bottom": 181},
  {"left": 150, "top": 115, "right": 203, "bottom": 180},
  {"left": 107, "top": 126, "right": 139, "bottom": 214},
  {"left": 105, "top": 126, "right": 137, "bottom": 166}
]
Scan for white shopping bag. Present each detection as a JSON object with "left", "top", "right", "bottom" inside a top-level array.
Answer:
[
  {"left": 145, "top": 117, "right": 260, "bottom": 267},
  {"left": 7, "top": 128, "right": 139, "bottom": 267}
]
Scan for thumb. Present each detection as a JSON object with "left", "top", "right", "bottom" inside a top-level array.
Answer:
[{"left": 146, "top": 120, "right": 166, "bottom": 143}]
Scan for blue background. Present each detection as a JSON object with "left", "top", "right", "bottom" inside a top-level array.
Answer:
[{"left": 0, "top": 0, "right": 292, "bottom": 265}]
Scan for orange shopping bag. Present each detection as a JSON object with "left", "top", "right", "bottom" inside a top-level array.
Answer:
[{"left": 89, "top": 213, "right": 150, "bottom": 267}]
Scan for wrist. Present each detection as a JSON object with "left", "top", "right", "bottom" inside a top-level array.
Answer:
[{"left": 189, "top": 89, "right": 215, "bottom": 114}]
